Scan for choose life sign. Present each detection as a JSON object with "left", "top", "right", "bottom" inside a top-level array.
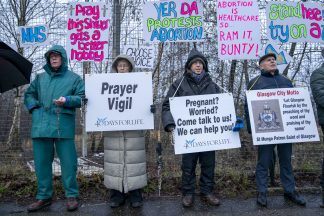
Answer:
[
  {"left": 85, "top": 73, "right": 154, "bottom": 132},
  {"left": 124, "top": 44, "right": 156, "bottom": 69},
  {"left": 67, "top": 2, "right": 110, "bottom": 62},
  {"left": 246, "top": 88, "right": 319, "bottom": 145},
  {"left": 143, "top": 0, "right": 204, "bottom": 42},
  {"left": 169, "top": 93, "right": 241, "bottom": 154},
  {"left": 217, "top": 0, "right": 260, "bottom": 60},
  {"left": 266, "top": 1, "right": 324, "bottom": 43}
]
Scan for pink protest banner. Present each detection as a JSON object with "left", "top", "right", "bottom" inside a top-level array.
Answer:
[
  {"left": 67, "top": 2, "right": 110, "bottom": 62},
  {"left": 217, "top": 0, "right": 260, "bottom": 60}
]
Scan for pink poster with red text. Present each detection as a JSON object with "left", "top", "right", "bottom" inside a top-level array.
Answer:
[
  {"left": 217, "top": 0, "right": 260, "bottom": 60},
  {"left": 67, "top": 2, "right": 110, "bottom": 62}
]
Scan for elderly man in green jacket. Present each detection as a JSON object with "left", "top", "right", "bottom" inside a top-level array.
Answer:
[{"left": 24, "top": 45, "right": 85, "bottom": 212}]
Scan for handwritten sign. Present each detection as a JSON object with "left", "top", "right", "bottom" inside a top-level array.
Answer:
[
  {"left": 246, "top": 88, "right": 320, "bottom": 145},
  {"left": 170, "top": 93, "right": 241, "bottom": 154},
  {"left": 85, "top": 73, "right": 154, "bottom": 131},
  {"left": 67, "top": 2, "right": 110, "bottom": 62},
  {"left": 143, "top": 0, "right": 204, "bottom": 42},
  {"left": 18, "top": 25, "right": 49, "bottom": 47},
  {"left": 266, "top": 1, "right": 324, "bottom": 43},
  {"left": 217, "top": 0, "right": 260, "bottom": 60},
  {"left": 123, "top": 44, "right": 156, "bottom": 69}
]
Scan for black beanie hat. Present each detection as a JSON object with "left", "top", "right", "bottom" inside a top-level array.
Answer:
[{"left": 188, "top": 57, "right": 206, "bottom": 69}]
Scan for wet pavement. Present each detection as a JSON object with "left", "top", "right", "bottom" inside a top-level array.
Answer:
[{"left": 1, "top": 194, "right": 324, "bottom": 216}]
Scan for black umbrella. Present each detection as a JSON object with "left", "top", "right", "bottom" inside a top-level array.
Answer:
[{"left": 0, "top": 41, "right": 33, "bottom": 93}]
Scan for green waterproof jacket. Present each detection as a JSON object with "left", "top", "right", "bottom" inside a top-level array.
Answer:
[
  {"left": 24, "top": 45, "right": 85, "bottom": 138},
  {"left": 310, "top": 63, "right": 324, "bottom": 125}
]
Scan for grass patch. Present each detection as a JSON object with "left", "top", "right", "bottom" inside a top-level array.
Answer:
[
  {"left": 0, "top": 160, "right": 320, "bottom": 203},
  {"left": 0, "top": 162, "right": 37, "bottom": 200},
  {"left": 216, "top": 168, "right": 255, "bottom": 198}
]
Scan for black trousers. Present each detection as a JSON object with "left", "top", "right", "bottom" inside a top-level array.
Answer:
[
  {"left": 321, "top": 159, "right": 324, "bottom": 189},
  {"left": 321, "top": 126, "right": 324, "bottom": 189},
  {"left": 110, "top": 189, "right": 142, "bottom": 202},
  {"left": 256, "top": 143, "right": 295, "bottom": 193},
  {"left": 181, "top": 151, "right": 215, "bottom": 195}
]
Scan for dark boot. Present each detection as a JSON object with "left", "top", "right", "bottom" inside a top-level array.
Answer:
[
  {"left": 109, "top": 189, "right": 125, "bottom": 208},
  {"left": 257, "top": 192, "right": 267, "bottom": 207},
  {"left": 129, "top": 189, "right": 143, "bottom": 208},
  {"left": 27, "top": 198, "right": 52, "bottom": 212},
  {"left": 201, "top": 194, "right": 220, "bottom": 206},
  {"left": 66, "top": 197, "right": 78, "bottom": 211},
  {"left": 320, "top": 191, "right": 324, "bottom": 208},
  {"left": 284, "top": 191, "right": 306, "bottom": 206},
  {"left": 182, "top": 194, "right": 194, "bottom": 207}
]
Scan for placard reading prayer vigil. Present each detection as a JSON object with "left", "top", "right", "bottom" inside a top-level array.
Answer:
[
  {"left": 143, "top": 0, "right": 204, "bottom": 42},
  {"left": 85, "top": 73, "right": 154, "bottom": 132},
  {"left": 170, "top": 94, "right": 241, "bottom": 154},
  {"left": 67, "top": 2, "right": 110, "bottom": 62},
  {"left": 246, "top": 88, "right": 320, "bottom": 146},
  {"left": 266, "top": 1, "right": 324, "bottom": 43},
  {"left": 124, "top": 44, "right": 156, "bottom": 69},
  {"left": 18, "top": 25, "right": 49, "bottom": 47},
  {"left": 217, "top": 0, "right": 260, "bottom": 60}
]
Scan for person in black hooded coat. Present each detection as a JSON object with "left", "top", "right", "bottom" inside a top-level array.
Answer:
[{"left": 162, "top": 48, "right": 220, "bottom": 207}]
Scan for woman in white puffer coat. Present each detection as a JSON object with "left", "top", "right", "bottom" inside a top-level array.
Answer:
[{"left": 103, "top": 54, "right": 155, "bottom": 208}]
